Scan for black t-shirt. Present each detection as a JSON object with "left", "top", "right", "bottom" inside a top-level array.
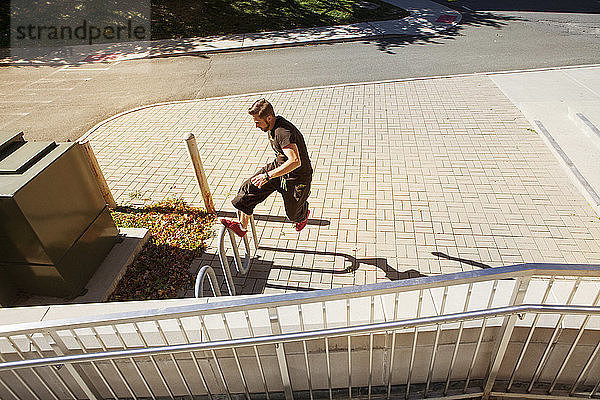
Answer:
[{"left": 268, "top": 116, "right": 313, "bottom": 182}]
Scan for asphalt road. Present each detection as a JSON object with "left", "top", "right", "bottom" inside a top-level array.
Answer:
[{"left": 1, "top": 2, "right": 600, "bottom": 141}]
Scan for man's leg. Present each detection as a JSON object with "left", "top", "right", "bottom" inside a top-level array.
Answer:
[
  {"left": 280, "top": 180, "right": 311, "bottom": 231},
  {"left": 238, "top": 210, "right": 250, "bottom": 230},
  {"left": 222, "top": 166, "right": 278, "bottom": 236}
]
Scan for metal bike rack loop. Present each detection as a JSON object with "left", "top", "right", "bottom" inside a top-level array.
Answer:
[
  {"left": 194, "top": 265, "right": 222, "bottom": 298},
  {"left": 218, "top": 215, "right": 259, "bottom": 296}
]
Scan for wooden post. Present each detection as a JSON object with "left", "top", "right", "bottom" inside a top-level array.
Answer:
[
  {"left": 184, "top": 132, "right": 215, "bottom": 214},
  {"left": 79, "top": 140, "right": 117, "bottom": 209}
]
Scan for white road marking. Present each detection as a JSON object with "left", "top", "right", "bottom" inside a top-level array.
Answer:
[
  {"left": 0, "top": 100, "right": 53, "bottom": 103},
  {"left": 61, "top": 66, "right": 111, "bottom": 71},
  {"left": 535, "top": 120, "right": 600, "bottom": 207},
  {"left": 0, "top": 112, "right": 31, "bottom": 128},
  {"left": 38, "top": 78, "right": 92, "bottom": 82},
  {"left": 19, "top": 87, "right": 75, "bottom": 91}
]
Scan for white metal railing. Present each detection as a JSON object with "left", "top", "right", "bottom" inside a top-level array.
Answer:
[
  {"left": 1, "top": 264, "right": 600, "bottom": 400},
  {"left": 218, "top": 215, "right": 260, "bottom": 296}
]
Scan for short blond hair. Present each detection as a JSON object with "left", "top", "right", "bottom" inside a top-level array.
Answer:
[{"left": 248, "top": 98, "right": 275, "bottom": 119}]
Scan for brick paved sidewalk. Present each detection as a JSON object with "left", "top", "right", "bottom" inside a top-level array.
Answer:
[{"left": 85, "top": 75, "right": 600, "bottom": 297}]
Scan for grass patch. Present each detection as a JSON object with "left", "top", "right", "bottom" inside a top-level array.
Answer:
[
  {"left": 109, "top": 198, "right": 215, "bottom": 301},
  {"left": 1, "top": 0, "right": 407, "bottom": 48},
  {"left": 151, "top": 0, "right": 409, "bottom": 39}
]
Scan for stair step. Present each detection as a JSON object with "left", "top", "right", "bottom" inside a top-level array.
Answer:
[
  {"left": 0, "top": 131, "right": 24, "bottom": 155},
  {"left": 0, "top": 141, "right": 57, "bottom": 174}
]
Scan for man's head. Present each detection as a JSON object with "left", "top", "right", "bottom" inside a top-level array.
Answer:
[{"left": 248, "top": 98, "right": 276, "bottom": 132}]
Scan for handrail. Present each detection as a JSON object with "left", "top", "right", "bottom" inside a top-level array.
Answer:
[
  {"left": 194, "top": 265, "right": 222, "bottom": 297},
  {"left": 1, "top": 263, "right": 599, "bottom": 335},
  {"left": 218, "top": 214, "right": 259, "bottom": 295},
  {"left": 1, "top": 303, "right": 599, "bottom": 371}
]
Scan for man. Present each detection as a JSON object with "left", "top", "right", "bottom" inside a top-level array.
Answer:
[{"left": 220, "top": 98, "right": 313, "bottom": 237}]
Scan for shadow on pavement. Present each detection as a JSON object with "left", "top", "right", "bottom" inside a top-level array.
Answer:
[
  {"left": 261, "top": 283, "right": 317, "bottom": 292},
  {"left": 435, "top": 0, "right": 600, "bottom": 14},
  {"left": 217, "top": 210, "right": 331, "bottom": 227},
  {"left": 362, "top": 10, "right": 523, "bottom": 54},
  {"left": 194, "top": 246, "right": 426, "bottom": 296},
  {"left": 259, "top": 245, "right": 426, "bottom": 279},
  {"left": 432, "top": 251, "right": 492, "bottom": 269}
]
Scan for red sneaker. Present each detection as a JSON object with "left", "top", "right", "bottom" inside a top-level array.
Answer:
[
  {"left": 295, "top": 210, "right": 310, "bottom": 232},
  {"left": 220, "top": 218, "right": 247, "bottom": 237}
]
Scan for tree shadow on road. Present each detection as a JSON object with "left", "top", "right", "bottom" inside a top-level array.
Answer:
[
  {"left": 361, "top": 10, "right": 523, "bottom": 54},
  {"left": 436, "top": 0, "right": 600, "bottom": 14}
]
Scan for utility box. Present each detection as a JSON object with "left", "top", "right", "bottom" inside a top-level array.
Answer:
[{"left": 0, "top": 131, "right": 118, "bottom": 304}]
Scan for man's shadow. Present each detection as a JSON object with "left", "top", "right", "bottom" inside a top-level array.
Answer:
[
  {"left": 259, "top": 246, "right": 425, "bottom": 279},
  {"left": 432, "top": 252, "right": 491, "bottom": 269},
  {"left": 194, "top": 246, "right": 426, "bottom": 295},
  {"left": 195, "top": 245, "right": 505, "bottom": 295},
  {"left": 217, "top": 210, "right": 330, "bottom": 227}
]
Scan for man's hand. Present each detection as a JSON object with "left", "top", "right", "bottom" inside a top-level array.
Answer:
[
  {"left": 251, "top": 173, "right": 269, "bottom": 188},
  {"left": 251, "top": 144, "right": 300, "bottom": 188}
]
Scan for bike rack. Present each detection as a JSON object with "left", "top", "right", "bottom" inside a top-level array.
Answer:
[
  {"left": 218, "top": 215, "right": 260, "bottom": 296},
  {"left": 194, "top": 265, "right": 222, "bottom": 297}
]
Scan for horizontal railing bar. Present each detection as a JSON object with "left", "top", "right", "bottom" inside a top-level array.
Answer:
[
  {"left": 2, "top": 264, "right": 599, "bottom": 336},
  {"left": 1, "top": 304, "right": 599, "bottom": 371},
  {"left": 489, "top": 391, "right": 585, "bottom": 400},
  {"left": 349, "top": 390, "right": 485, "bottom": 400},
  {"left": 410, "top": 393, "right": 483, "bottom": 400}
]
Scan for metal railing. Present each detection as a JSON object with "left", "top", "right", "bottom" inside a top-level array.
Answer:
[
  {"left": 218, "top": 215, "right": 260, "bottom": 296},
  {"left": 1, "top": 264, "right": 600, "bottom": 400}
]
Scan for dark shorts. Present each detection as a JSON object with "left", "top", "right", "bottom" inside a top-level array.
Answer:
[{"left": 232, "top": 162, "right": 311, "bottom": 223}]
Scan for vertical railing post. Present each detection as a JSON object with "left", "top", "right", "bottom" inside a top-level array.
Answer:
[
  {"left": 44, "top": 331, "right": 102, "bottom": 400},
  {"left": 79, "top": 140, "right": 117, "bottom": 209},
  {"left": 184, "top": 132, "right": 215, "bottom": 214},
  {"left": 482, "top": 276, "right": 531, "bottom": 399},
  {"left": 269, "top": 307, "right": 293, "bottom": 400}
]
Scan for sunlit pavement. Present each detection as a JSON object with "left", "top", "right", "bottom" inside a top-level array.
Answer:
[{"left": 82, "top": 67, "right": 600, "bottom": 296}]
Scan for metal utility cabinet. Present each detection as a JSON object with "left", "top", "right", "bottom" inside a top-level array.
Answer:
[{"left": 0, "top": 131, "right": 118, "bottom": 304}]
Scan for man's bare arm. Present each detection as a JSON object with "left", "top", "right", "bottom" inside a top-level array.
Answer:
[
  {"left": 270, "top": 144, "right": 301, "bottom": 177},
  {"left": 251, "top": 144, "right": 301, "bottom": 187}
]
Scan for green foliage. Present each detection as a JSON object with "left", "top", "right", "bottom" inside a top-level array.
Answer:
[
  {"left": 0, "top": 2, "right": 9, "bottom": 48},
  {"left": 109, "top": 198, "right": 215, "bottom": 301},
  {"left": 151, "top": 0, "right": 408, "bottom": 39}
]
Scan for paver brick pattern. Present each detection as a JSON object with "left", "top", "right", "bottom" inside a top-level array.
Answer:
[{"left": 86, "top": 75, "right": 600, "bottom": 296}]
